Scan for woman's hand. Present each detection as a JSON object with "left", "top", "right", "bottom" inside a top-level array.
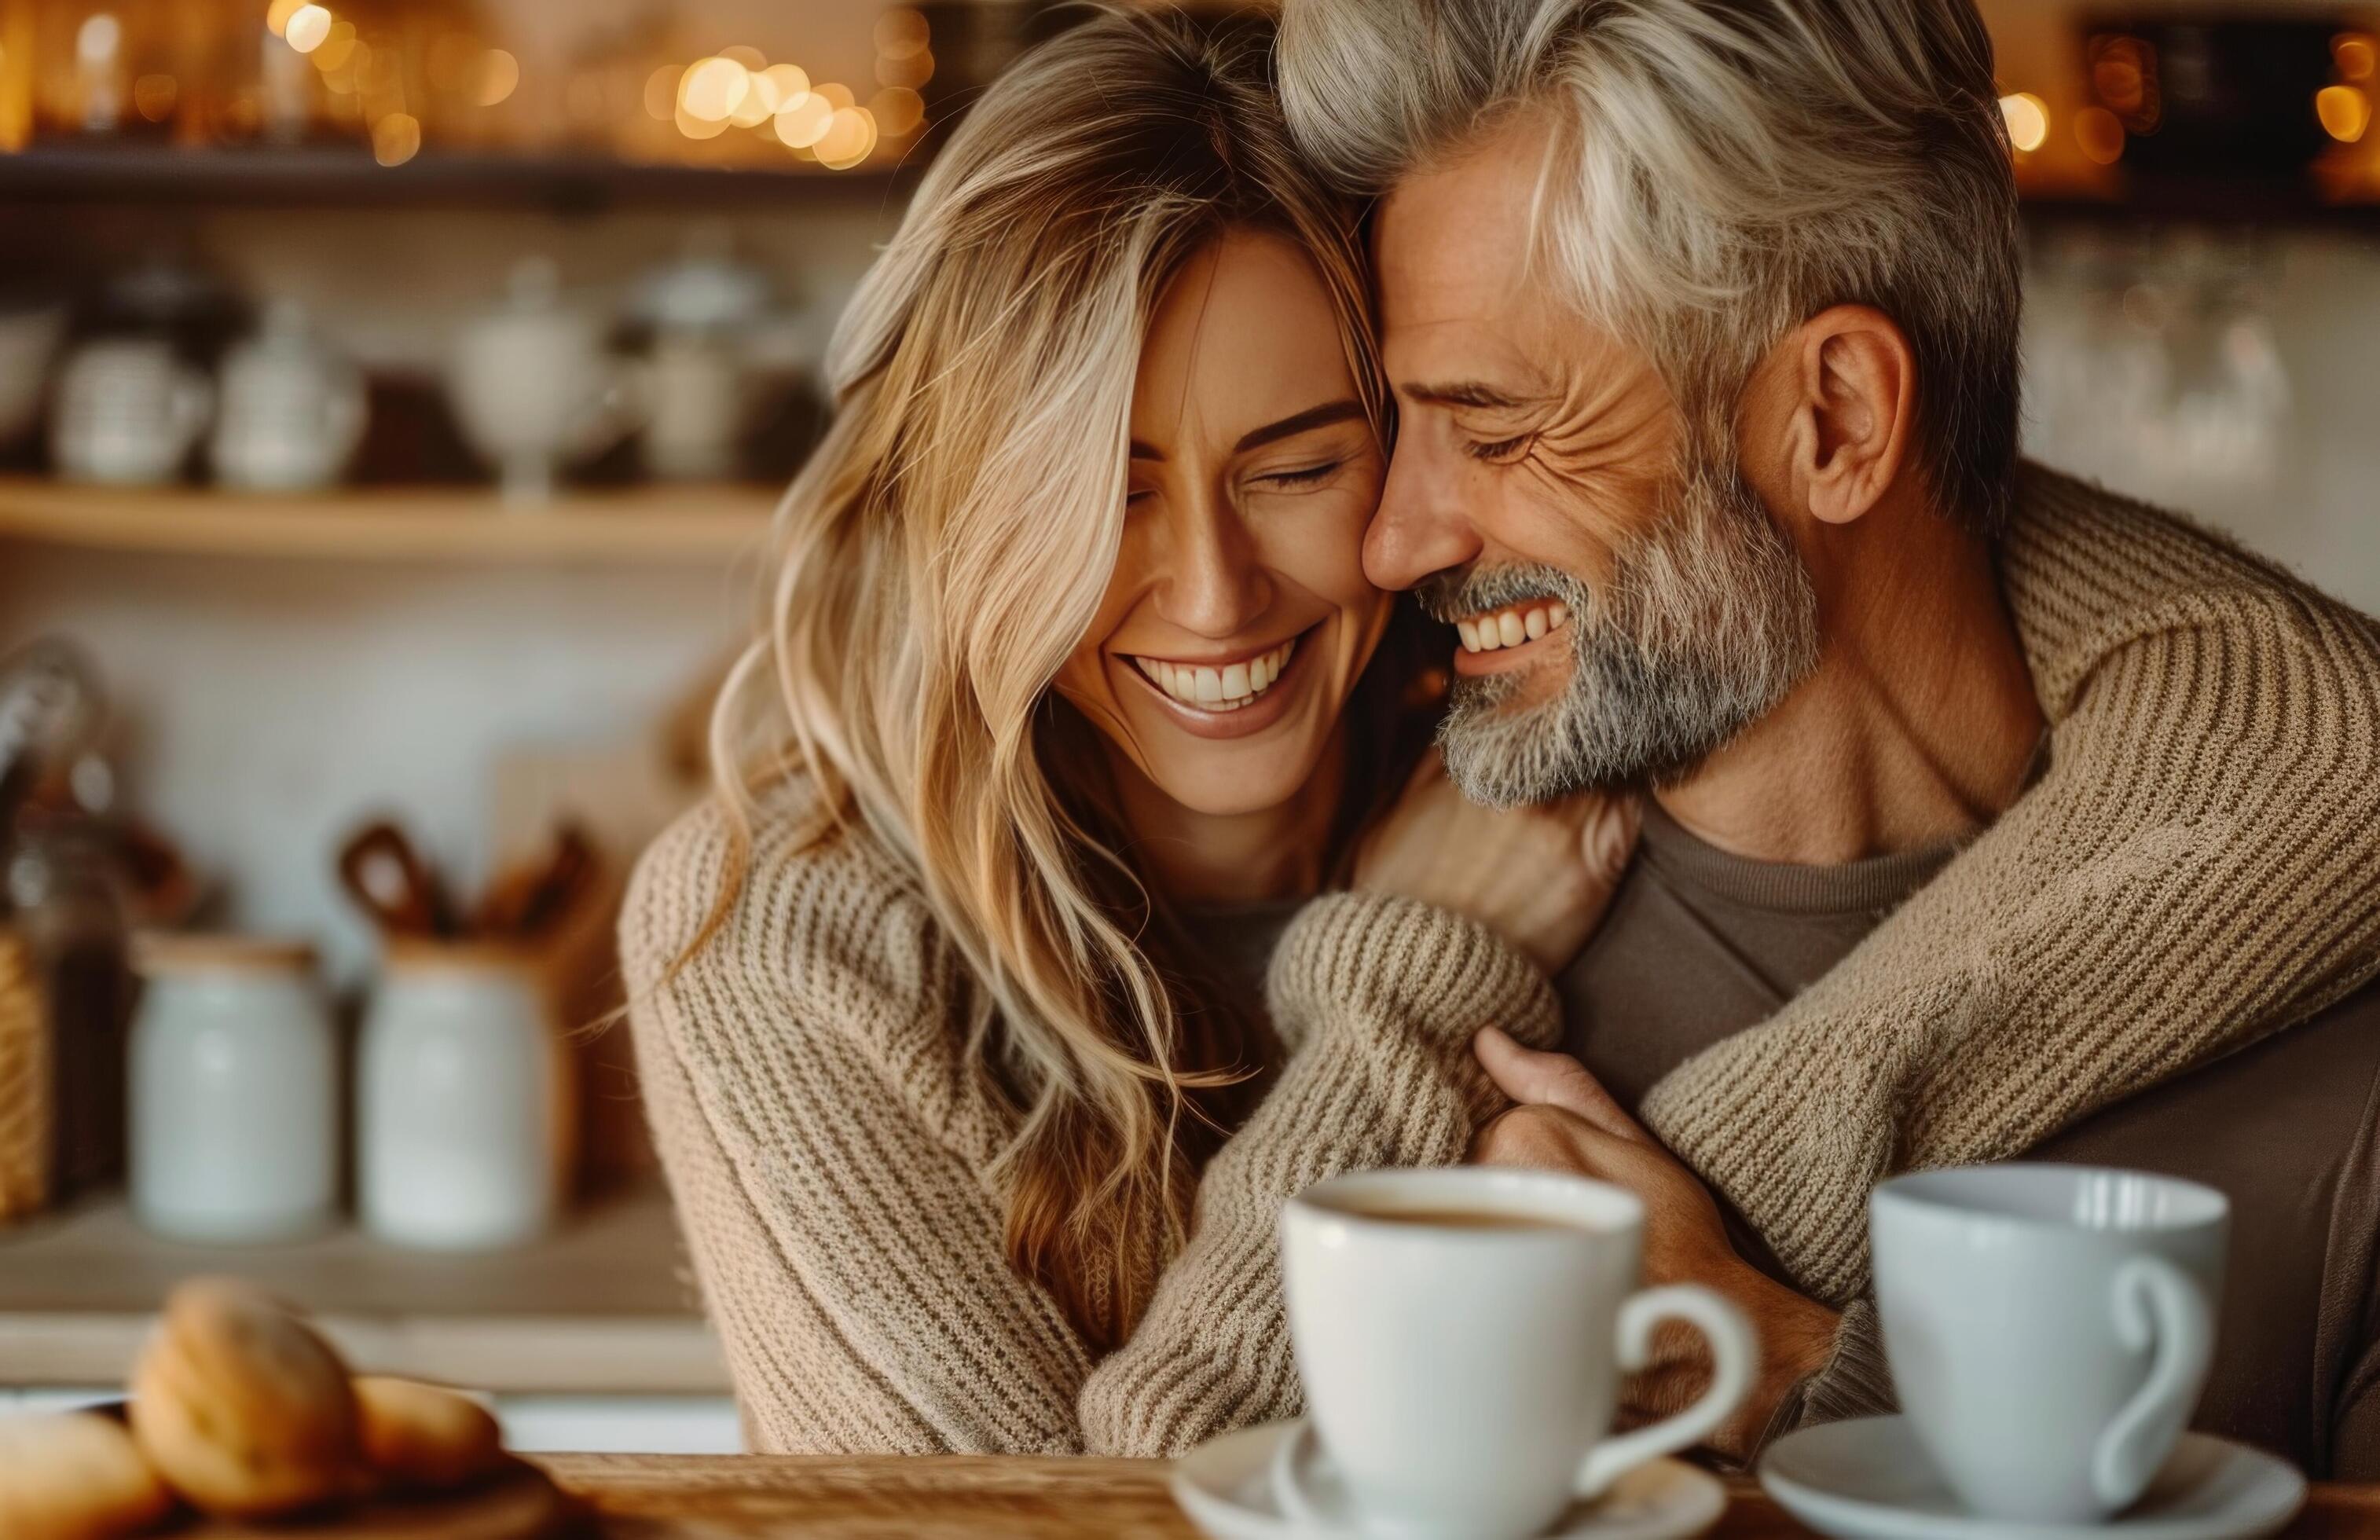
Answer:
[{"left": 1353, "top": 752, "right": 1639, "bottom": 976}]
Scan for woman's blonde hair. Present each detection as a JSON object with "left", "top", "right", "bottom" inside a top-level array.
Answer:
[{"left": 698, "top": 6, "right": 1412, "bottom": 1348}]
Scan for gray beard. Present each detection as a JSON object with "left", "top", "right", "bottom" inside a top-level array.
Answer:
[{"left": 1417, "top": 460, "right": 1820, "bottom": 810}]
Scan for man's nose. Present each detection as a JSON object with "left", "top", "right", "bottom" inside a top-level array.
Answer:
[
  {"left": 1366, "top": 434, "right": 1483, "bottom": 592},
  {"left": 1155, "top": 495, "right": 1271, "bottom": 638}
]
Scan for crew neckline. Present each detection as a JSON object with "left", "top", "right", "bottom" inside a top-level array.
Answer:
[{"left": 1635, "top": 798, "right": 1962, "bottom": 916}]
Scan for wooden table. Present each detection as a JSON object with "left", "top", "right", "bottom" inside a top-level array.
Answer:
[{"left": 540, "top": 1454, "right": 2380, "bottom": 1538}]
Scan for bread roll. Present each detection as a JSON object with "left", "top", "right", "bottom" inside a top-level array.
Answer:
[
  {"left": 0, "top": 1410, "right": 175, "bottom": 1539},
  {"left": 353, "top": 1377, "right": 504, "bottom": 1490},
  {"left": 128, "top": 1278, "right": 361, "bottom": 1517}
]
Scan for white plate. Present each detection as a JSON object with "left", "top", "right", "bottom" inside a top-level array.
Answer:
[
  {"left": 1758, "top": 1416, "right": 2306, "bottom": 1540},
  {"left": 1171, "top": 1418, "right": 1728, "bottom": 1539}
]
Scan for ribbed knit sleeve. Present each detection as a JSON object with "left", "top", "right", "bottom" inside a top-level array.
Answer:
[
  {"left": 1641, "top": 464, "right": 2380, "bottom": 1307},
  {"left": 1080, "top": 891, "right": 1560, "bottom": 1454},
  {"left": 625, "top": 801, "right": 1559, "bottom": 1457},
  {"left": 621, "top": 798, "right": 1095, "bottom": 1455}
]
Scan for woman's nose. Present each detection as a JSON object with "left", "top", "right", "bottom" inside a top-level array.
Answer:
[{"left": 1153, "top": 495, "right": 1271, "bottom": 639}]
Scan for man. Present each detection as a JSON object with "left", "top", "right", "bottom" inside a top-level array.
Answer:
[{"left": 1278, "top": 0, "right": 2380, "bottom": 1476}]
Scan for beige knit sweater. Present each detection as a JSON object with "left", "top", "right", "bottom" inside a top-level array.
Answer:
[{"left": 623, "top": 465, "right": 2380, "bottom": 1457}]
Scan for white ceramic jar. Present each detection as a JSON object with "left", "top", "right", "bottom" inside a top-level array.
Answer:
[
  {"left": 358, "top": 944, "right": 573, "bottom": 1251},
  {"left": 128, "top": 935, "right": 336, "bottom": 1243}
]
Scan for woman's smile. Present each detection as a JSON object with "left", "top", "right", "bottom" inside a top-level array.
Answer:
[{"left": 1113, "top": 621, "right": 1321, "bottom": 739}]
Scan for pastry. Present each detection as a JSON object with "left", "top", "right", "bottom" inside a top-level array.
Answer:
[
  {"left": 353, "top": 1376, "right": 505, "bottom": 1489},
  {"left": 128, "top": 1277, "right": 362, "bottom": 1517},
  {"left": 0, "top": 1410, "right": 175, "bottom": 1539}
]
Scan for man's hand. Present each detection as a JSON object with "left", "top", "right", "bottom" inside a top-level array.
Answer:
[
  {"left": 1354, "top": 754, "right": 1639, "bottom": 977},
  {"left": 1467, "top": 1027, "right": 1839, "bottom": 1460}
]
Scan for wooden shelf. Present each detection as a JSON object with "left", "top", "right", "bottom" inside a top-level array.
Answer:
[
  {"left": 0, "top": 1185, "right": 727, "bottom": 1394},
  {"left": 0, "top": 479, "right": 774, "bottom": 566},
  {"left": 0, "top": 145, "right": 915, "bottom": 213}
]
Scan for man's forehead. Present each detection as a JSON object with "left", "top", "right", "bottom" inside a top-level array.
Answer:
[{"left": 1372, "top": 116, "right": 1554, "bottom": 367}]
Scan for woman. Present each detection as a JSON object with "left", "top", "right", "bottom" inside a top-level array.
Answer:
[{"left": 622, "top": 8, "right": 1613, "bottom": 1458}]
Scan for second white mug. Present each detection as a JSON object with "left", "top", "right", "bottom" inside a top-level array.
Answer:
[
  {"left": 1872, "top": 1163, "right": 2228, "bottom": 1524},
  {"left": 1278, "top": 1165, "right": 1755, "bottom": 1540}
]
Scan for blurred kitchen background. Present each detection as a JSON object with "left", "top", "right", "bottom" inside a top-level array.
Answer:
[{"left": 0, "top": 0, "right": 2372, "bottom": 1456}]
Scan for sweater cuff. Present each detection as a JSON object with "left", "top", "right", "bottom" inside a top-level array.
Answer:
[
  {"left": 1758, "top": 1298, "right": 1898, "bottom": 1452},
  {"left": 1266, "top": 890, "right": 1560, "bottom": 1056}
]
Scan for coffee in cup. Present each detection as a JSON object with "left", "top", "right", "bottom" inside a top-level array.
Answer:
[
  {"left": 1870, "top": 1163, "right": 2227, "bottom": 1524},
  {"left": 1277, "top": 1166, "right": 1755, "bottom": 1540}
]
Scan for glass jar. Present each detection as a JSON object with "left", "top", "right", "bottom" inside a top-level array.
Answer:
[
  {"left": 358, "top": 943, "right": 573, "bottom": 1251},
  {"left": 128, "top": 934, "right": 336, "bottom": 1242}
]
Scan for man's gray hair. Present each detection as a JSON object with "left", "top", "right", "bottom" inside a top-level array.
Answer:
[{"left": 1278, "top": 0, "right": 2023, "bottom": 534}]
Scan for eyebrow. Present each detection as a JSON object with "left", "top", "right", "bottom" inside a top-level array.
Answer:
[
  {"left": 1403, "top": 381, "right": 1531, "bottom": 410},
  {"left": 1128, "top": 398, "right": 1366, "bottom": 461}
]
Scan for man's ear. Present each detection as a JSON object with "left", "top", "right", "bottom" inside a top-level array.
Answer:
[{"left": 1780, "top": 305, "right": 1916, "bottom": 528}]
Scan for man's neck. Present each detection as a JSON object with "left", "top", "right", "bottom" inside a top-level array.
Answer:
[
  {"left": 1657, "top": 502, "right": 2046, "bottom": 866},
  {"left": 1106, "top": 734, "right": 1345, "bottom": 906}
]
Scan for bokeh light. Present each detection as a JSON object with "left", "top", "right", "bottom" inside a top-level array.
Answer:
[
  {"left": 869, "top": 86, "right": 924, "bottom": 138},
  {"left": 674, "top": 101, "right": 730, "bottom": 141},
  {"left": 816, "top": 105, "right": 878, "bottom": 170},
  {"left": 2335, "top": 33, "right": 2376, "bottom": 83},
  {"left": 284, "top": 6, "right": 332, "bottom": 56},
  {"left": 816, "top": 82, "right": 855, "bottom": 112},
  {"left": 133, "top": 74, "right": 177, "bottom": 122},
  {"left": 372, "top": 112, "right": 420, "bottom": 166},
  {"left": 875, "top": 9, "right": 930, "bottom": 60},
  {"left": 2074, "top": 105, "right": 2125, "bottom": 164},
  {"left": 719, "top": 45, "right": 767, "bottom": 72},
  {"left": 644, "top": 66, "right": 678, "bottom": 121},
  {"left": 1998, "top": 91, "right": 2048, "bottom": 152},
  {"left": 475, "top": 50, "right": 519, "bottom": 107},
  {"left": 310, "top": 20, "right": 358, "bottom": 72},
  {"left": 265, "top": 0, "right": 308, "bottom": 38},
  {"left": 876, "top": 50, "right": 933, "bottom": 90},
  {"left": 774, "top": 92, "right": 832, "bottom": 148},
  {"left": 679, "top": 57, "right": 748, "bottom": 123},
  {"left": 2317, "top": 83, "right": 2371, "bottom": 142}
]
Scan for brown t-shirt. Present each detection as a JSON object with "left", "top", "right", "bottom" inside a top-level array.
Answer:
[{"left": 1557, "top": 801, "right": 2380, "bottom": 1478}]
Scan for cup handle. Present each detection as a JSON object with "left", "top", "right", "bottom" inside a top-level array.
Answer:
[
  {"left": 1268, "top": 1420, "right": 1345, "bottom": 1532},
  {"left": 2092, "top": 1255, "right": 2212, "bottom": 1509},
  {"left": 1573, "top": 1284, "right": 1755, "bottom": 1504}
]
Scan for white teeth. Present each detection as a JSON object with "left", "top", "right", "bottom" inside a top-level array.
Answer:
[
  {"left": 1130, "top": 636, "right": 1299, "bottom": 711},
  {"left": 1455, "top": 603, "right": 1574, "bottom": 654}
]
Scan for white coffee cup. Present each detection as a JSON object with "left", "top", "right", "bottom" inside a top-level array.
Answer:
[
  {"left": 1871, "top": 1164, "right": 2227, "bottom": 1524},
  {"left": 1277, "top": 1166, "right": 1755, "bottom": 1540}
]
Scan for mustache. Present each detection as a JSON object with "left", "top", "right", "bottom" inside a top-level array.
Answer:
[{"left": 1412, "top": 563, "right": 1597, "bottom": 626}]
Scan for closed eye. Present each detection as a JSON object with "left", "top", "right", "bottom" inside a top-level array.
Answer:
[
  {"left": 1465, "top": 434, "right": 1531, "bottom": 463},
  {"left": 1257, "top": 459, "right": 1344, "bottom": 488}
]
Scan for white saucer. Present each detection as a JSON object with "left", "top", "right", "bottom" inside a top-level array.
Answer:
[
  {"left": 1758, "top": 1416, "right": 2306, "bottom": 1540},
  {"left": 1172, "top": 1419, "right": 1727, "bottom": 1539}
]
